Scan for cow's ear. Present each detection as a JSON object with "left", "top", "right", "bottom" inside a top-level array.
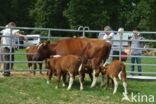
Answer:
[
  {"left": 46, "top": 41, "right": 50, "bottom": 44},
  {"left": 43, "top": 41, "right": 50, "bottom": 47}
]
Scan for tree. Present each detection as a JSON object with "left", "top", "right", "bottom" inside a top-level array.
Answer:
[
  {"left": 64, "top": 0, "right": 121, "bottom": 30},
  {"left": 0, "top": 0, "right": 35, "bottom": 27},
  {"left": 30, "top": 0, "right": 69, "bottom": 28}
]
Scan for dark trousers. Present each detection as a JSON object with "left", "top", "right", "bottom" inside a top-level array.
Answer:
[
  {"left": 3, "top": 47, "right": 14, "bottom": 76},
  {"left": 130, "top": 54, "right": 142, "bottom": 76}
]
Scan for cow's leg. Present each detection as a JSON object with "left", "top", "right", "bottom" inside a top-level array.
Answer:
[
  {"left": 28, "top": 63, "right": 32, "bottom": 73},
  {"left": 90, "top": 70, "right": 97, "bottom": 88},
  {"left": 56, "top": 73, "right": 61, "bottom": 89},
  {"left": 62, "top": 73, "right": 66, "bottom": 87},
  {"left": 105, "top": 75, "right": 109, "bottom": 89},
  {"left": 39, "top": 63, "right": 43, "bottom": 75},
  {"left": 111, "top": 78, "right": 114, "bottom": 88},
  {"left": 90, "top": 58, "right": 101, "bottom": 88},
  {"left": 33, "top": 63, "right": 37, "bottom": 75},
  {"left": 79, "top": 75, "right": 84, "bottom": 91},
  {"left": 79, "top": 70, "right": 84, "bottom": 90},
  {"left": 47, "top": 69, "right": 52, "bottom": 84},
  {"left": 89, "top": 72, "right": 93, "bottom": 82},
  {"left": 67, "top": 73, "right": 74, "bottom": 90},
  {"left": 100, "top": 72, "right": 105, "bottom": 87},
  {"left": 123, "top": 81, "right": 128, "bottom": 95},
  {"left": 113, "top": 77, "right": 118, "bottom": 94}
]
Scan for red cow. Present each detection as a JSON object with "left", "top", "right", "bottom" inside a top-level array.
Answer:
[
  {"left": 34, "top": 37, "right": 112, "bottom": 88},
  {"left": 26, "top": 46, "right": 43, "bottom": 75}
]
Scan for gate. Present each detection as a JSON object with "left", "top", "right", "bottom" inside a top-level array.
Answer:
[{"left": 0, "top": 26, "right": 156, "bottom": 80}]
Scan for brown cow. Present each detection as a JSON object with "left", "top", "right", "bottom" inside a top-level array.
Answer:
[
  {"left": 34, "top": 37, "right": 112, "bottom": 88},
  {"left": 102, "top": 60, "right": 128, "bottom": 95},
  {"left": 26, "top": 46, "right": 43, "bottom": 75},
  {"left": 45, "top": 55, "right": 84, "bottom": 90}
]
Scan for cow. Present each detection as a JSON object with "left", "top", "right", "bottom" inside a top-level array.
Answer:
[
  {"left": 34, "top": 37, "right": 112, "bottom": 88},
  {"left": 102, "top": 60, "right": 128, "bottom": 95},
  {"left": 45, "top": 55, "right": 84, "bottom": 90},
  {"left": 26, "top": 46, "right": 43, "bottom": 75}
]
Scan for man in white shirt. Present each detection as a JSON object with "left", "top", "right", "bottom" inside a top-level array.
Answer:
[{"left": 1, "top": 22, "right": 27, "bottom": 76}]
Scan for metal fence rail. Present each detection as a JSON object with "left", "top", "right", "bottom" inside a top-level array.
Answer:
[{"left": 0, "top": 26, "right": 156, "bottom": 80}]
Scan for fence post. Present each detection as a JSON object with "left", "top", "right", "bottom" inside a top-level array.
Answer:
[{"left": 48, "top": 29, "right": 51, "bottom": 41}]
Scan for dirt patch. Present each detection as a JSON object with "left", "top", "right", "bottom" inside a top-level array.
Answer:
[{"left": 0, "top": 71, "right": 47, "bottom": 78}]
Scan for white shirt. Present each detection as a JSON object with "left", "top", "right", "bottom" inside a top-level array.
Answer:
[
  {"left": 103, "top": 32, "right": 114, "bottom": 43},
  {"left": 1, "top": 28, "right": 19, "bottom": 48}
]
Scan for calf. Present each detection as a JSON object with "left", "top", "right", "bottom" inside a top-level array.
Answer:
[
  {"left": 103, "top": 60, "right": 128, "bottom": 95},
  {"left": 45, "top": 55, "right": 84, "bottom": 90},
  {"left": 26, "top": 46, "right": 43, "bottom": 75}
]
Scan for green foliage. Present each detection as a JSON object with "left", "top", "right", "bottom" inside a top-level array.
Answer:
[
  {"left": 64, "top": 0, "right": 121, "bottom": 30},
  {"left": 0, "top": 0, "right": 156, "bottom": 39},
  {"left": 30, "top": 0, "right": 69, "bottom": 28}
]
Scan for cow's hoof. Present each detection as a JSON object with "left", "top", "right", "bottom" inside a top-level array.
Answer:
[
  {"left": 55, "top": 86, "right": 58, "bottom": 89},
  {"left": 80, "top": 88, "right": 84, "bottom": 91},
  {"left": 90, "top": 85, "right": 95, "bottom": 88},
  {"left": 100, "top": 84, "right": 105, "bottom": 87},
  {"left": 113, "top": 92, "right": 116, "bottom": 95},
  {"left": 62, "top": 83, "right": 66, "bottom": 87},
  {"left": 46, "top": 80, "right": 50, "bottom": 84}
]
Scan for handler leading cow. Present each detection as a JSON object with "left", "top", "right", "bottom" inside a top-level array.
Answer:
[{"left": 34, "top": 37, "right": 112, "bottom": 88}]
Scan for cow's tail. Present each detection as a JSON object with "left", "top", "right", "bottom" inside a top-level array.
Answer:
[
  {"left": 106, "top": 43, "right": 112, "bottom": 60},
  {"left": 103, "top": 43, "right": 112, "bottom": 67}
]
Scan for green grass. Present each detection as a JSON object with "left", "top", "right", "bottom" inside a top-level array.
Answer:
[
  {"left": 0, "top": 49, "right": 156, "bottom": 104},
  {"left": 0, "top": 75, "right": 156, "bottom": 104}
]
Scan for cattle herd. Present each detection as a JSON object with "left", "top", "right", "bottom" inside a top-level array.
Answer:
[{"left": 26, "top": 37, "right": 129, "bottom": 100}]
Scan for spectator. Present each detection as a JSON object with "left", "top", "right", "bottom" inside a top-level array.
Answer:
[
  {"left": 98, "top": 26, "right": 115, "bottom": 64},
  {"left": 98, "top": 26, "right": 114, "bottom": 43},
  {"left": 112, "top": 28, "right": 125, "bottom": 61},
  {"left": 130, "top": 29, "right": 144, "bottom": 76},
  {"left": 1, "top": 22, "right": 27, "bottom": 76}
]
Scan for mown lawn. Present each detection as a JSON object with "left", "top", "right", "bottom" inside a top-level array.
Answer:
[
  {"left": 0, "top": 49, "right": 156, "bottom": 104},
  {"left": 0, "top": 74, "right": 156, "bottom": 104}
]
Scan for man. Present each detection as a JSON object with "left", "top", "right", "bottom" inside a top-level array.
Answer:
[
  {"left": 1, "top": 22, "right": 27, "bottom": 76},
  {"left": 130, "top": 29, "right": 144, "bottom": 76}
]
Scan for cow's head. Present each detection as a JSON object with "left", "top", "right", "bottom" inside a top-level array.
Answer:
[
  {"left": 100, "top": 64, "right": 109, "bottom": 74},
  {"left": 34, "top": 41, "right": 51, "bottom": 61}
]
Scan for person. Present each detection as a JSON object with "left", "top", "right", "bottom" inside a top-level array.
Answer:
[
  {"left": 98, "top": 26, "right": 117, "bottom": 67},
  {"left": 112, "top": 28, "right": 125, "bottom": 61},
  {"left": 1, "top": 22, "right": 27, "bottom": 76},
  {"left": 98, "top": 26, "right": 114, "bottom": 43},
  {"left": 130, "top": 29, "right": 144, "bottom": 76}
]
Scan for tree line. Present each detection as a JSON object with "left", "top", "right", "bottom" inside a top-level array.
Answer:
[{"left": 0, "top": 0, "right": 156, "bottom": 38}]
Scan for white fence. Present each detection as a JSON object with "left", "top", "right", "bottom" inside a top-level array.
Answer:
[{"left": 0, "top": 26, "right": 156, "bottom": 80}]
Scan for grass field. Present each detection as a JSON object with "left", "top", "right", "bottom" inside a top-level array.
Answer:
[{"left": 0, "top": 49, "right": 156, "bottom": 104}]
